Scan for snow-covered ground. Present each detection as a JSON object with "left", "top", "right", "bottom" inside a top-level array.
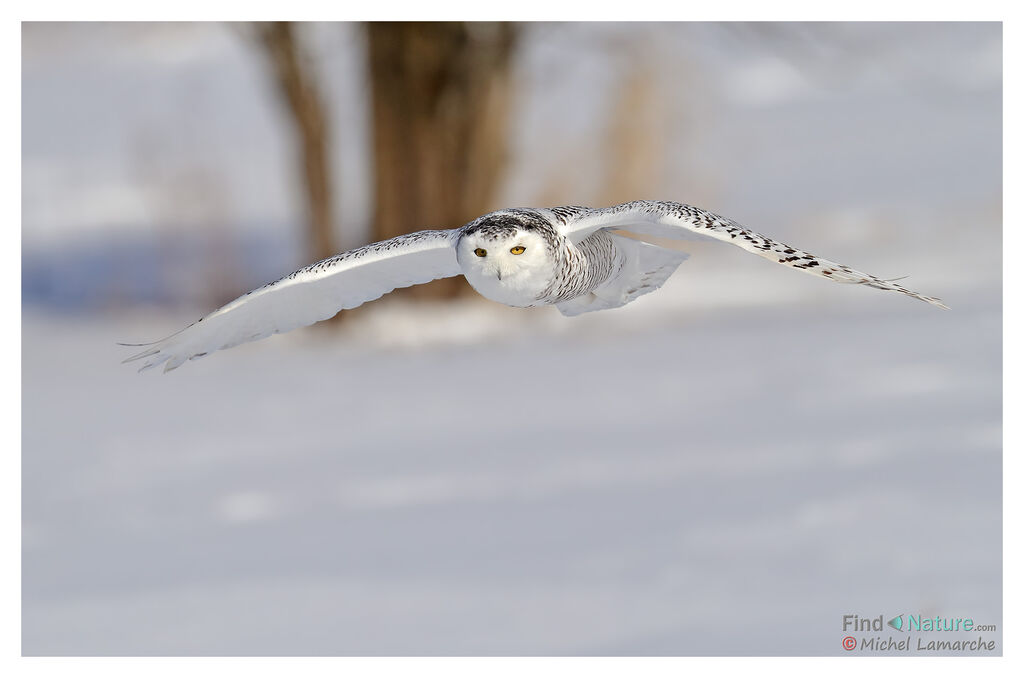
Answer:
[{"left": 22, "top": 283, "right": 1001, "bottom": 655}]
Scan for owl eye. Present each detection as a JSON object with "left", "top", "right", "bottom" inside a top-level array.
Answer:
[
  {"left": 474, "top": 248, "right": 487, "bottom": 257},
  {"left": 510, "top": 245, "right": 526, "bottom": 255}
]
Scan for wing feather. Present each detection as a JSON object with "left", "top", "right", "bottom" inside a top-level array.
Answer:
[
  {"left": 558, "top": 200, "right": 948, "bottom": 309},
  {"left": 122, "top": 229, "right": 461, "bottom": 372}
]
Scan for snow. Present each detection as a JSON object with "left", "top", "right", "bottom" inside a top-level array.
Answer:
[{"left": 22, "top": 289, "right": 1001, "bottom": 655}]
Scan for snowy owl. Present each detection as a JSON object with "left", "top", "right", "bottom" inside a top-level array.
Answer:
[{"left": 122, "top": 200, "right": 947, "bottom": 372}]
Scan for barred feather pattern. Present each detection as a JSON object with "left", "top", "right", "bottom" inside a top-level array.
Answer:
[{"left": 539, "top": 229, "right": 622, "bottom": 303}]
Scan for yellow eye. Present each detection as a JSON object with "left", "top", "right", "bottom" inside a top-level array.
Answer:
[
  {"left": 510, "top": 245, "right": 526, "bottom": 255},
  {"left": 474, "top": 248, "right": 487, "bottom": 257}
]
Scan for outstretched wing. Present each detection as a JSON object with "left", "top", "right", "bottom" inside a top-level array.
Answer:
[
  {"left": 554, "top": 200, "right": 948, "bottom": 309},
  {"left": 122, "top": 229, "right": 461, "bottom": 372}
]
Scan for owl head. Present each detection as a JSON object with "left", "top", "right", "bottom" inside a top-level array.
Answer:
[{"left": 456, "top": 211, "right": 556, "bottom": 306}]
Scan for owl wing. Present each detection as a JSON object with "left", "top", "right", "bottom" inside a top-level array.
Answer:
[
  {"left": 554, "top": 200, "right": 948, "bottom": 309},
  {"left": 121, "top": 229, "right": 462, "bottom": 372}
]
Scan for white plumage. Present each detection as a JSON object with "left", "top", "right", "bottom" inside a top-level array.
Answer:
[{"left": 122, "top": 200, "right": 947, "bottom": 372}]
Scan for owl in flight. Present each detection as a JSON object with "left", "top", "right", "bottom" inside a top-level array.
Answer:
[{"left": 122, "top": 200, "right": 947, "bottom": 372}]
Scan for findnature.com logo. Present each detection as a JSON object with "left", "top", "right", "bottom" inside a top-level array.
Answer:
[{"left": 840, "top": 614, "right": 997, "bottom": 653}]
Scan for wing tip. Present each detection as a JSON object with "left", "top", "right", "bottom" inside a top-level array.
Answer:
[
  {"left": 121, "top": 347, "right": 161, "bottom": 364},
  {"left": 897, "top": 288, "right": 950, "bottom": 311},
  {"left": 845, "top": 273, "right": 950, "bottom": 311},
  {"left": 120, "top": 342, "right": 181, "bottom": 373}
]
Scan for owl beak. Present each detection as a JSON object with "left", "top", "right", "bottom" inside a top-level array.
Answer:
[{"left": 496, "top": 270, "right": 502, "bottom": 281}]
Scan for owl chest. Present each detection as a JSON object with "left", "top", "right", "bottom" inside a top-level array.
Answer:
[{"left": 540, "top": 235, "right": 621, "bottom": 303}]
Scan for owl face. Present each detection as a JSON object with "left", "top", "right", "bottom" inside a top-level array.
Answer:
[{"left": 457, "top": 226, "right": 554, "bottom": 307}]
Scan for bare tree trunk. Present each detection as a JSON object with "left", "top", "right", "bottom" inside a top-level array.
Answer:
[
  {"left": 255, "top": 22, "right": 336, "bottom": 267},
  {"left": 367, "top": 22, "right": 517, "bottom": 299}
]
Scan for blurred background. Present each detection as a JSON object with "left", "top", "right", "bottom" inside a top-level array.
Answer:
[{"left": 22, "top": 22, "right": 1001, "bottom": 655}]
